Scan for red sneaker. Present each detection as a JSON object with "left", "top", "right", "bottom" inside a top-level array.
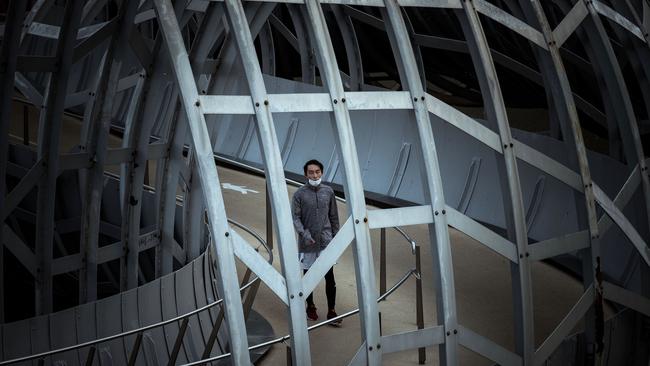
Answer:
[
  {"left": 306, "top": 305, "right": 318, "bottom": 321},
  {"left": 327, "top": 309, "right": 342, "bottom": 326}
]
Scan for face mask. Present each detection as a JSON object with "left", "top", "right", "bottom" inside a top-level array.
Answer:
[{"left": 308, "top": 178, "right": 321, "bottom": 187}]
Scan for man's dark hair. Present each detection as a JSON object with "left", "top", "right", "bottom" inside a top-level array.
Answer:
[{"left": 303, "top": 159, "right": 324, "bottom": 175}]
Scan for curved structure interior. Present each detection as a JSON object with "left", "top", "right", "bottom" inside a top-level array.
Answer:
[{"left": 1, "top": 0, "right": 650, "bottom": 365}]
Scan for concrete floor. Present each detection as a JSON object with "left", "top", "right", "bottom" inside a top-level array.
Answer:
[{"left": 218, "top": 166, "right": 590, "bottom": 366}]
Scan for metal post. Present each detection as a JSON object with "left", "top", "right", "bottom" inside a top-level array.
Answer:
[
  {"left": 266, "top": 188, "right": 274, "bottom": 250},
  {"left": 286, "top": 345, "right": 293, "bottom": 366},
  {"left": 381, "top": 1, "right": 459, "bottom": 363},
  {"left": 455, "top": 3, "right": 534, "bottom": 363},
  {"left": 415, "top": 245, "right": 425, "bottom": 364},
  {"left": 153, "top": 1, "right": 252, "bottom": 364},
  {"left": 303, "top": 2, "right": 382, "bottom": 363},
  {"left": 79, "top": 0, "right": 140, "bottom": 304},
  {"left": 516, "top": 1, "right": 609, "bottom": 362},
  {"left": 380, "top": 228, "right": 387, "bottom": 296},
  {"left": 0, "top": 0, "right": 27, "bottom": 325},
  {"left": 223, "top": 0, "right": 311, "bottom": 364},
  {"left": 243, "top": 279, "right": 262, "bottom": 321},
  {"left": 34, "top": 0, "right": 83, "bottom": 315}
]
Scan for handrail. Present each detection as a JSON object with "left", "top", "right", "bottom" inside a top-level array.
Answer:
[
  {"left": 227, "top": 218, "right": 273, "bottom": 264},
  {"left": 3, "top": 137, "right": 419, "bottom": 365},
  {"left": 180, "top": 268, "right": 419, "bottom": 366},
  {"left": 0, "top": 220, "right": 269, "bottom": 365},
  {"left": 215, "top": 154, "right": 418, "bottom": 249},
  {"left": 393, "top": 226, "right": 417, "bottom": 254}
]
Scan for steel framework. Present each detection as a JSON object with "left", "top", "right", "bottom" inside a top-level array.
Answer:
[{"left": 1, "top": 0, "right": 650, "bottom": 365}]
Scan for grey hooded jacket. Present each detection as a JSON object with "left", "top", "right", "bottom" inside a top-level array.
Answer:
[{"left": 291, "top": 184, "right": 340, "bottom": 253}]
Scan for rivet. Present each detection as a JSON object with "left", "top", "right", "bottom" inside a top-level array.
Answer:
[
  {"left": 363, "top": 217, "right": 368, "bottom": 223},
  {"left": 510, "top": 143, "right": 513, "bottom": 147},
  {"left": 369, "top": 346, "right": 373, "bottom": 351},
  {"left": 446, "top": 331, "right": 450, "bottom": 336},
  {"left": 453, "top": 329, "right": 458, "bottom": 334},
  {"left": 442, "top": 209, "right": 446, "bottom": 214},
  {"left": 355, "top": 219, "right": 360, "bottom": 224},
  {"left": 341, "top": 98, "right": 346, "bottom": 103},
  {"left": 255, "top": 102, "right": 260, "bottom": 107},
  {"left": 519, "top": 254, "right": 524, "bottom": 258},
  {"left": 333, "top": 99, "right": 338, "bottom": 104},
  {"left": 299, "top": 292, "right": 303, "bottom": 297},
  {"left": 264, "top": 100, "right": 269, "bottom": 106},
  {"left": 290, "top": 294, "right": 294, "bottom": 299},
  {"left": 503, "top": 144, "right": 508, "bottom": 149},
  {"left": 421, "top": 96, "right": 425, "bottom": 101},
  {"left": 413, "top": 97, "right": 418, "bottom": 102},
  {"left": 195, "top": 100, "right": 200, "bottom": 107},
  {"left": 225, "top": 232, "right": 230, "bottom": 237},
  {"left": 525, "top": 252, "right": 530, "bottom": 257},
  {"left": 377, "top": 344, "right": 381, "bottom": 349},
  {"left": 435, "top": 211, "right": 439, "bottom": 216}
]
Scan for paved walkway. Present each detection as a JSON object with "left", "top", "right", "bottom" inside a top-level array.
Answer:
[{"left": 218, "top": 167, "right": 590, "bottom": 366}]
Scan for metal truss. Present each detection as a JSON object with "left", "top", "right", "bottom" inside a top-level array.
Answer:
[{"left": 1, "top": 0, "right": 650, "bottom": 365}]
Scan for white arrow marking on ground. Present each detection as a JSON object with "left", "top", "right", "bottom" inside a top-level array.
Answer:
[{"left": 221, "top": 183, "right": 259, "bottom": 195}]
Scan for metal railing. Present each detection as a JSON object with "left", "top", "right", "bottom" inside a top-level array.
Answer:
[
  {"left": 1, "top": 138, "right": 426, "bottom": 365},
  {"left": 180, "top": 266, "right": 420, "bottom": 366},
  {"left": 0, "top": 219, "right": 271, "bottom": 366}
]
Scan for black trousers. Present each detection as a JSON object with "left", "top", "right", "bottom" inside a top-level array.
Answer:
[{"left": 304, "top": 267, "right": 336, "bottom": 309}]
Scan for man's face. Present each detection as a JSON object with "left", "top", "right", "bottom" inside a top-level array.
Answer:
[{"left": 305, "top": 164, "right": 322, "bottom": 181}]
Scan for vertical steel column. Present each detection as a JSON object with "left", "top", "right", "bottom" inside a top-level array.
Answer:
[
  {"left": 303, "top": 2, "right": 382, "bottom": 364},
  {"left": 185, "top": 3, "right": 271, "bottom": 254},
  {"left": 152, "top": 1, "right": 251, "bottom": 364},
  {"left": 579, "top": 0, "right": 650, "bottom": 224},
  {"left": 156, "top": 3, "right": 225, "bottom": 277},
  {"left": 381, "top": 1, "right": 459, "bottom": 364},
  {"left": 222, "top": 1, "right": 311, "bottom": 364},
  {"left": 0, "top": 0, "right": 28, "bottom": 323},
  {"left": 330, "top": 5, "right": 364, "bottom": 91},
  {"left": 288, "top": 4, "right": 316, "bottom": 85},
  {"left": 455, "top": 2, "right": 534, "bottom": 363},
  {"left": 78, "top": 0, "right": 139, "bottom": 304},
  {"left": 266, "top": 190, "right": 274, "bottom": 250},
  {"left": 34, "top": 0, "right": 83, "bottom": 315},
  {"left": 120, "top": 4, "right": 191, "bottom": 289},
  {"left": 516, "top": 1, "right": 605, "bottom": 362},
  {"left": 380, "top": 228, "right": 386, "bottom": 296}
]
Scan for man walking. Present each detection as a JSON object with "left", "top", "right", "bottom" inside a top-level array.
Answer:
[{"left": 292, "top": 159, "right": 341, "bottom": 325}]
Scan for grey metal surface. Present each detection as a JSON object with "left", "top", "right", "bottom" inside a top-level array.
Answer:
[{"left": 1, "top": 0, "right": 650, "bottom": 365}]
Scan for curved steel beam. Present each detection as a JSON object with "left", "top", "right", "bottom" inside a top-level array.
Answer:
[
  {"left": 78, "top": 0, "right": 140, "bottom": 304},
  {"left": 455, "top": 3, "right": 534, "bottom": 364},
  {"left": 223, "top": 2, "right": 311, "bottom": 363},
  {"left": 0, "top": 0, "right": 28, "bottom": 323},
  {"left": 303, "top": 2, "right": 382, "bottom": 364},
  {"left": 153, "top": 0, "right": 251, "bottom": 364},
  {"left": 381, "top": 1, "right": 459, "bottom": 364},
  {"left": 34, "top": 0, "right": 83, "bottom": 315}
]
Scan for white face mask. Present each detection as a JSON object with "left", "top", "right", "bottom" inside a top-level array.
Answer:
[{"left": 308, "top": 178, "right": 321, "bottom": 187}]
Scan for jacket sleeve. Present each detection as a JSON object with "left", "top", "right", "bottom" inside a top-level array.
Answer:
[
  {"left": 292, "top": 191, "right": 313, "bottom": 242},
  {"left": 329, "top": 190, "right": 340, "bottom": 236}
]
